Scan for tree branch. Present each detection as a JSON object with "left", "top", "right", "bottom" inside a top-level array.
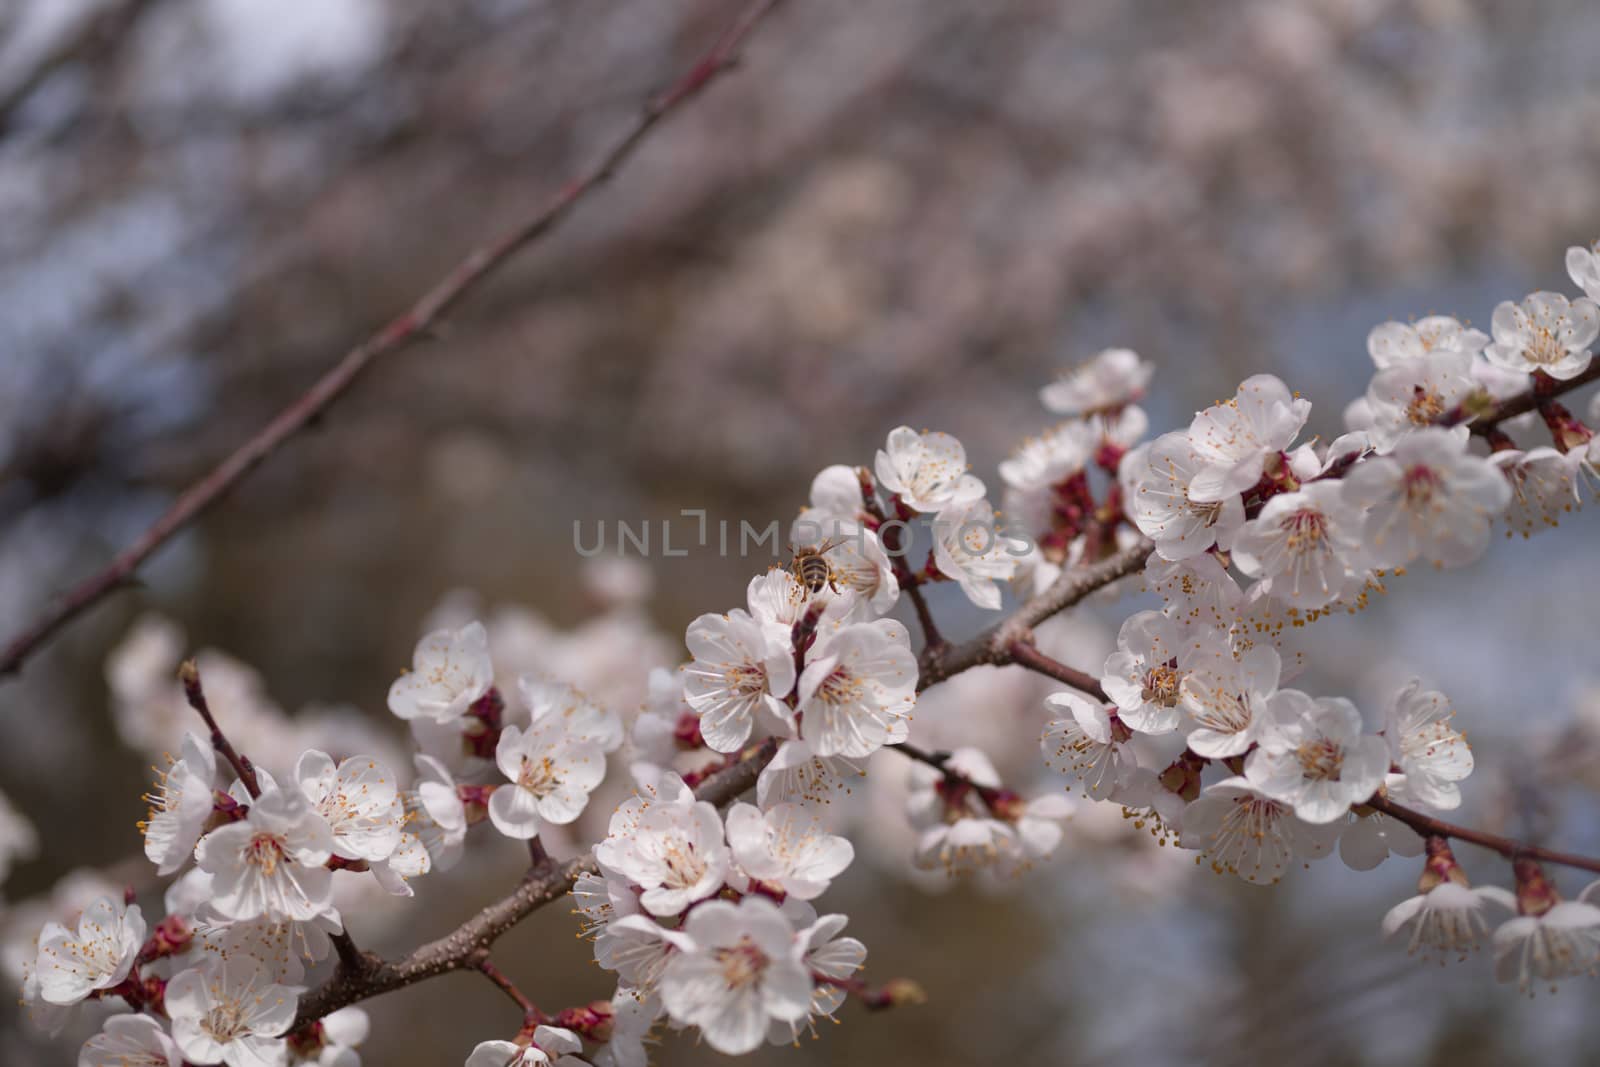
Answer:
[
  {"left": 1368, "top": 794, "right": 1600, "bottom": 877},
  {"left": 0, "top": 0, "right": 790, "bottom": 679},
  {"left": 291, "top": 736, "right": 777, "bottom": 1029},
  {"left": 179, "top": 658, "right": 260, "bottom": 798},
  {"left": 917, "top": 541, "right": 1153, "bottom": 690}
]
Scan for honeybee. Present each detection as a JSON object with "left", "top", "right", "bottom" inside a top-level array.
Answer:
[{"left": 789, "top": 538, "right": 846, "bottom": 594}]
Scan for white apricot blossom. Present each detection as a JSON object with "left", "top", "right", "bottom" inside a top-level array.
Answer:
[
  {"left": 1230, "top": 482, "right": 1365, "bottom": 609},
  {"left": 1124, "top": 432, "right": 1245, "bottom": 560},
  {"left": 33, "top": 894, "right": 146, "bottom": 1005},
  {"left": 681, "top": 608, "right": 796, "bottom": 754},
  {"left": 1040, "top": 347, "right": 1153, "bottom": 415},
  {"left": 142, "top": 730, "right": 218, "bottom": 875},
  {"left": 1185, "top": 374, "right": 1311, "bottom": 503},
  {"left": 293, "top": 750, "right": 404, "bottom": 863},
  {"left": 1383, "top": 883, "right": 1515, "bottom": 959},
  {"left": 1483, "top": 290, "right": 1599, "bottom": 381},
  {"left": 488, "top": 718, "right": 606, "bottom": 841},
  {"left": 873, "top": 427, "right": 983, "bottom": 512},
  {"left": 386, "top": 622, "right": 494, "bottom": 723},
  {"left": 1341, "top": 427, "right": 1511, "bottom": 568},
  {"left": 658, "top": 897, "right": 811, "bottom": 1056},
  {"left": 930, "top": 494, "right": 1025, "bottom": 610},
  {"left": 195, "top": 785, "right": 337, "bottom": 923},
  {"left": 1041, "top": 692, "right": 1136, "bottom": 797},
  {"left": 1382, "top": 679, "right": 1472, "bottom": 811},
  {"left": 1245, "top": 691, "right": 1388, "bottom": 824},
  {"left": 795, "top": 620, "right": 916, "bottom": 759},
  {"left": 1365, "top": 315, "right": 1487, "bottom": 369},
  {"left": 725, "top": 802, "right": 854, "bottom": 900},
  {"left": 1180, "top": 776, "right": 1340, "bottom": 885},
  {"left": 80, "top": 1014, "right": 183, "bottom": 1067},
  {"left": 166, "top": 956, "right": 297, "bottom": 1067}
]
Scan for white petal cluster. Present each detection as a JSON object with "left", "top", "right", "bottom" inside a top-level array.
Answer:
[{"left": 583, "top": 774, "right": 864, "bottom": 1056}]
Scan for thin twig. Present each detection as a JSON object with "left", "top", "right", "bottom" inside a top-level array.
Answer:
[
  {"left": 0, "top": 0, "right": 790, "bottom": 679},
  {"left": 178, "top": 659, "right": 260, "bottom": 798},
  {"left": 917, "top": 540, "right": 1153, "bottom": 690},
  {"left": 1464, "top": 360, "right": 1600, "bottom": 434},
  {"left": 291, "top": 735, "right": 778, "bottom": 1029},
  {"left": 1368, "top": 794, "right": 1600, "bottom": 877},
  {"left": 474, "top": 956, "right": 543, "bottom": 1023},
  {"left": 1006, "top": 639, "right": 1108, "bottom": 701}
]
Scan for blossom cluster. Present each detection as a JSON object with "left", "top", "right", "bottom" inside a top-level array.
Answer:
[{"left": 9, "top": 243, "right": 1600, "bottom": 1066}]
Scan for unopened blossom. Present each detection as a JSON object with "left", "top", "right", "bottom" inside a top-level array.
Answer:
[
  {"left": 1100, "top": 611, "right": 1219, "bottom": 735},
  {"left": 142, "top": 730, "right": 218, "bottom": 875},
  {"left": 81, "top": 1014, "right": 183, "bottom": 1067},
  {"left": 1384, "top": 883, "right": 1515, "bottom": 960},
  {"left": 293, "top": 751, "right": 403, "bottom": 863},
  {"left": 1491, "top": 448, "right": 1582, "bottom": 539},
  {"left": 1493, "top": 898, "right": 1600, "bottom": 992},
  {"left": 1041, "top": 692, "right": 1136, "bottom": 797},
  {"left": 873, "top": 426, "right": 984, "bottom": 512},
  {"left": 1180, "top": 776, "right": 1340, "bottom": 885},
  {"left": 725, "top": 802, "right": 854, "bottom": 900},
  {"left": 1341, "top": 427, "right": 1512, "bottom": 568},
  {"left": 1125, "top": 432, "right": 1245, "bottom": 560},
  {"left": 1179, "top": 644, "right": 1282, "bottom": 759},
  {"left": 1246, "top": 691, "right": 1388, "bottom": 824},
  {"left": 195, "top": 784, "right": 337, "bottom": 923},
  {"left": 1040, "top": 347, "right": 1153, "bottom": 415},
  {"left": 1185, "top": 374, "right": 1311, "bottom": 503},
  {"left": 795, "top": 620, "right": 916, "bottom": 759},
  {"left": 166, "top": 956, "right": 297, "bottom": 1067},
  {"left": 682, "top": 608, "right": 796, "bottom": 754},
  {"left": 33, "top": 894, "right": 146, "bottom": 1005},
  {"left": 465, "top": 1026, "right": 589, "bottom": 1067},
  {"left": 386, "top": 622, "right": 494, "bottom": 723},
  {"left": 1364, "top": 351, "right": 1477, "bottom": 451},
  {"left": 1231, "top": 481, "right": 1365, "bottom": 609},
  {"left": 1365, "top": 315, "right": 1488, "bottom": 369},
  {"left": 930, "top": 494, "right": 1026, "bottom": 610},
  {"left": 659, "top": 897, "right": 812, "bottom": 1056},
  {"left": 408, "top": 754, "right": 468, "bottom": 871},
  {"left": 1382, "top": 680, "right": 1472, "bottom": 811},
  {"left": 488, "top": 717, "right": 606, "bottom": 840},
  {"left": 1484, "top": 290, "right": 1599, "bottom": 381},
  {"left": 594, "top": 795, "right": 730, "bottom": 917},
  {"left": 768, "top": 914, "right": 867, "bottom": 1044}
]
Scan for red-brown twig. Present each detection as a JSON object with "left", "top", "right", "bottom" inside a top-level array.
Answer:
[
  {"left": 474, "top": 956, "right": 544, "bottom": 1024},
  {"left": 0, "top": 0, "right": 789, "bottom": 679},
  {"left": 178, "top": 658, "right": 260, "bottom": 798},
  {"left": 1367, "top": 794, "right": 1600, "bottom": 877},
  {"left": 1005, "top": 639, "right": 1108, "bottom": 701}
]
